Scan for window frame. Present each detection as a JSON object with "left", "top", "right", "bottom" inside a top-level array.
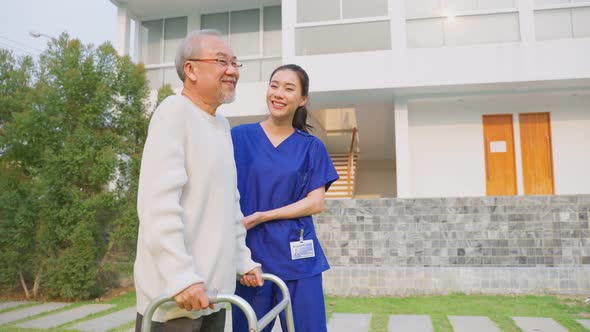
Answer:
[
  {"left": 533, "top": 0, "right": 590, "bottom": 40},
  {"left": 405, "top": 1, "right": 520, "bottom": 48}
]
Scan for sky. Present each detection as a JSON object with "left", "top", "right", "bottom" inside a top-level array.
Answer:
[{"left": 0, "top": 0, "right": 117, "bottom": 58}]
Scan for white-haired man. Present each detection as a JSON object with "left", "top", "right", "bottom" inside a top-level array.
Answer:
[{"left": 134, "top": 29, "right": 262, "bottom": 331}]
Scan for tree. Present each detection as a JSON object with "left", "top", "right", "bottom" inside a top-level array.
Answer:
[{"left": 0, "top": 34, "right": 149, "bottom": 299}]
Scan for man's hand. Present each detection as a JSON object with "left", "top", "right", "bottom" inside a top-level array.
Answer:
[
  {"left": 239, "top": 267, "right": 263, "bottom": 287},
  {"left": 174, "top": 283, "right": 213, "bottom": 311}
]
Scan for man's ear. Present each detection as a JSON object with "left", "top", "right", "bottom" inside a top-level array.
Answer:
[{"left": 184, "top": 62, "right": 197, "bottom": 82}]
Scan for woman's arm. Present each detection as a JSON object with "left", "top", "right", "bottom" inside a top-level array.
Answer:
[{"left": 242, "top": 186, "right": 326, "bottom": 230}]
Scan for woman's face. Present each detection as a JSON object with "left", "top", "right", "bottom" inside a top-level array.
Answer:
[{"left": 266, "top": 69, "right": 308, "bottom": 122}]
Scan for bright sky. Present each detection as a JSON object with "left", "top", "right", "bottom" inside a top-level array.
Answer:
[{"left": 0, "top": 0, "right": 117, "bottom": 58}]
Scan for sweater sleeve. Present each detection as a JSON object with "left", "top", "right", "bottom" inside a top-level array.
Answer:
[
  {"left": 137, "top": 99, "right": 202, "bottom": 297},
  {"left": 234, "top": 189, "right": 261, "bottom": 275}
]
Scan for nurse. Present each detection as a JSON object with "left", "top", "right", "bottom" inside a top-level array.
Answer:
[{"left": 231, "top": 64, "right": 339, "bottom": 332}]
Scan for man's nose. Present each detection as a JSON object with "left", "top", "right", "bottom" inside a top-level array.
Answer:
[{"left": 225, "top": 64, "right": 239, "bottom": 76}]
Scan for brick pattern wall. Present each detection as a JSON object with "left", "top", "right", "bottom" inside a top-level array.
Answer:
[{"left": 315, "top": 195, "right": 590, "bottom": 296}]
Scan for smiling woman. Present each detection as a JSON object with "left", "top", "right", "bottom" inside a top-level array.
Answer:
[{"left": 230, "top": 64, "right": 339, "bottom": 332}]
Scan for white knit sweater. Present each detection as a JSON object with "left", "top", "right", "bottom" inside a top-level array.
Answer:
[{"left": 134, "top": 95, "right": 259, "bottom": 322}]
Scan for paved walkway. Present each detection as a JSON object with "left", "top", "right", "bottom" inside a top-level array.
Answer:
[
  {"left": 0, "top": 302, "right": 68, "bottom": 325},
  {"left": 16, "top": 304, "right": 115, "bottom": 329},
  {"left": 68, "top": 307, "right": 137, "bottom": 332},
  {"left": 0, "top": 301, "right": 588, "bottom": 331},
  {"left": 0, "top": 301, "right": 30, "bottom": 311}
]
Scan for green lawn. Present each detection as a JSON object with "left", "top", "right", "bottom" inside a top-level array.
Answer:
[
  {"left": 2, "top": 292, "right": 589, "bottom": 331},
  {"left": 325, "top": 294, "right": 590, "bottom": 332}
]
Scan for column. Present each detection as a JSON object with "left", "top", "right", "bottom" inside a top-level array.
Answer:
[
  {"left": 115, "top": 5, "right": 131, "bottom": 56},
  {"left": 518, "top": 0, "right": 536, "bottom": 43},
  {"left": 394, "top": 97, "right": 411, "bottom": 198},
  {"left": 389, "top": 0, "right": 407, "bottom": 55},
  {"left": 281, "top": 0, "right": 296, "bottom": 63}
]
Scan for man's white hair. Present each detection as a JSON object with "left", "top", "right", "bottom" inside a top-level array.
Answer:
[{"left": 175, "top": 29, "right": 223, "bottom": 82}]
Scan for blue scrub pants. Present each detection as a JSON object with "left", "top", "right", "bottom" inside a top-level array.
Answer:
[{"left": 232, "top": 273, "right": 327, "bottom": 332}]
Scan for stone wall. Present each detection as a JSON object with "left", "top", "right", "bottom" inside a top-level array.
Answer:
[{"left": 315, "top": 195, "right": 590, "bottom": 296}]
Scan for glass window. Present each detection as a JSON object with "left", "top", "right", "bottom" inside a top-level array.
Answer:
[
  {"left": 164, "top": 17, "right": 187, "bottom": 63},
  {"left": 445, "top": 13, "right": 520, "bottom": 45},
  {"left": 477, "top": 0, "right": 515, "bottom": 10},
  {"left": 535, "top": 0, "right": 570, "bottom": 6},
  {"left": 572, "top": 6, "right": 590, "bottom": 37},
  {"left": 164, "top": 67, "right": 182, "bottom": 89},
  {"left": 142, "top": 20, "right": 163, "bottom": 65},
  {"left": 444, "top": 0, "right": 479, "bottom": 12},
  {"left": 535, "top": 9, "right": 572, "bottom": 40},
  {"left": 264, "top": 6, "right": 282, "bottom": 56},
  {"left": 407, "top": 18, "right": 445, "bottom": 48},
  {"left": 230, "top": 9, "right": 260, "bottom": 57},
  {"left": 342, "top": 0, "right": 388, "bottom": 19},
  {"left": 297, "top": 0, "right": 340, "bottom": 23},
  {"left": 405, "top": 0, "right": 442, "bottom": 18},
  {"left": 146, "top": 68, "right": 163, "bottom": 90},
  {"left": 296, "top": 21, "right": 391, "bottom": 55},
  {"left": 261, "top": 58, "right": 282, "bottom": 81},
  {"left": 201, "top": 12, "right": 229, "bottom": 37},
  {"left": 238, "top": 59, "right": 262, "bottom": 83}
]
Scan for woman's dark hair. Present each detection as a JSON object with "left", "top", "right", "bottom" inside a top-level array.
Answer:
[{"left": 269, "top": 64, "right": 313, "bottom": 133}]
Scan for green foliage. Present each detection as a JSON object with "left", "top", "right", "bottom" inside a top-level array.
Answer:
[
  {"left": 156, "top": 83, "right": 175, "bottom": 107},
  {"left": 0, "top": 34, "right": 149, "bottom": 299}
]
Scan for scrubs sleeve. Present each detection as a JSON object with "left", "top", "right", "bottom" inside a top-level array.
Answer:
[{"left": 308, "top": 138, "right": 340, "bottom": 192}]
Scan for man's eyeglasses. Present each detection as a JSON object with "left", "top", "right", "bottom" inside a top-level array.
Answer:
[{"left": 187, "top": 58, "right": 243, "bottom": 68}]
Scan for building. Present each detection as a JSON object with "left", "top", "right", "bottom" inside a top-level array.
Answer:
[{"left": 109, "top": 0, "right": 590, "bottom": 295}]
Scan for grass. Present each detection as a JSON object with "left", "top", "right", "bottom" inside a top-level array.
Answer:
[
  {"left": 1, "top": 292, "right": 589, "bottom": 331},
  {"left": 325, "top": 294, "right": 590, "bottom": 332}
]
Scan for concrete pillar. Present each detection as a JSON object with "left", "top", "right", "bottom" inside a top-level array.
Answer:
[
  {"left": 389, "top": 0, "right": 407, "bottom": 55},
  {"left": 115, "top": 5, "right": 131, "bottom": 55},
  {"left": 518, "top": 0, "right": 536, "bottom": 43},
  {"left": 394, "top": 97, "right": 411, "bottom": 198},
  {"left": 281, "top": 0, "right": 296, "bottom": 63}
]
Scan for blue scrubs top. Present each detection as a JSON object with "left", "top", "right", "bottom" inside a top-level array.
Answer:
[{"left": 231, "top": 123, "right": 339, "bottom": 281}]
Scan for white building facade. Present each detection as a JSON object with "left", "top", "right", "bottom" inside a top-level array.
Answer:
[{"left": 111, "top": 0, "right": 590, "bottom": 199}]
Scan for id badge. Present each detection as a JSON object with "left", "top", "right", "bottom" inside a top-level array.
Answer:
[{"left": 290, "top": 239, "right": 315, "bottom": 260}]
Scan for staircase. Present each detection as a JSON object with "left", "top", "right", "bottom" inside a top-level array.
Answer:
[{"left": 327, "top": 153, "right": 357, "bottom": 198}]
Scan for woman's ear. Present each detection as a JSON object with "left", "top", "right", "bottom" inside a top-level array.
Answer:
[{"left": 299, "top": 95, "right": 308, "bottom": 107}]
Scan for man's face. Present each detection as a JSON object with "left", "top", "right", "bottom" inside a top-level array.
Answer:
[{"left": 191, "top": 36, "right": 240, "bottom": 105}]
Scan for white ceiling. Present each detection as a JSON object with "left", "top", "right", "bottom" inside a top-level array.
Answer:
[{"left": 111, "top": 0, "right": 280, "bottom": 19}]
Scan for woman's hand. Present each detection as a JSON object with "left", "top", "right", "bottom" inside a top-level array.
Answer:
[
  {"left": 242, "top": 212, "right": 266, "bottom": 230},
  {"left": 239, "top": 267, "right": 264, "bottom": 287}
]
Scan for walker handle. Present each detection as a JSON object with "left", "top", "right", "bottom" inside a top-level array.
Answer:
[{"left": 141, "top": 273, "right": 294, "bottom": 332}]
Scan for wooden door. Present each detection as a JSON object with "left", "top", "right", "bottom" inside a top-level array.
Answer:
[
  {"left": 482, "top": 114, "right": 517, "bottom": 196},
  {"left": 519, "top": 112, "right": 554, "bottom": 195}
]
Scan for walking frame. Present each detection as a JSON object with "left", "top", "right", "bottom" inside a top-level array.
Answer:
[{"left": 141, "top": 273, "right": 295, "bottom": 332}]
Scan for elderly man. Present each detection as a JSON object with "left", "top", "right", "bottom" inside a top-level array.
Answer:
[{"left": 134, "top": 29, "right": 262, "bottom": 331}]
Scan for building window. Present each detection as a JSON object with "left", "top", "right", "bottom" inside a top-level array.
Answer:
[
  {"left": 141, "top": 17, "right": 188, "bottom": 89},
  {"left": 201, "top": 6, "right": 282, "bottom": 82},
  {"left": 534, "top": 0, "right": 590, "bottom": 40},
  {"left": 295, "top": 0, "right": 390, "bottom": 55},
  {"left": 405, "top": 0, "right": 520, "bottom": 48}
]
